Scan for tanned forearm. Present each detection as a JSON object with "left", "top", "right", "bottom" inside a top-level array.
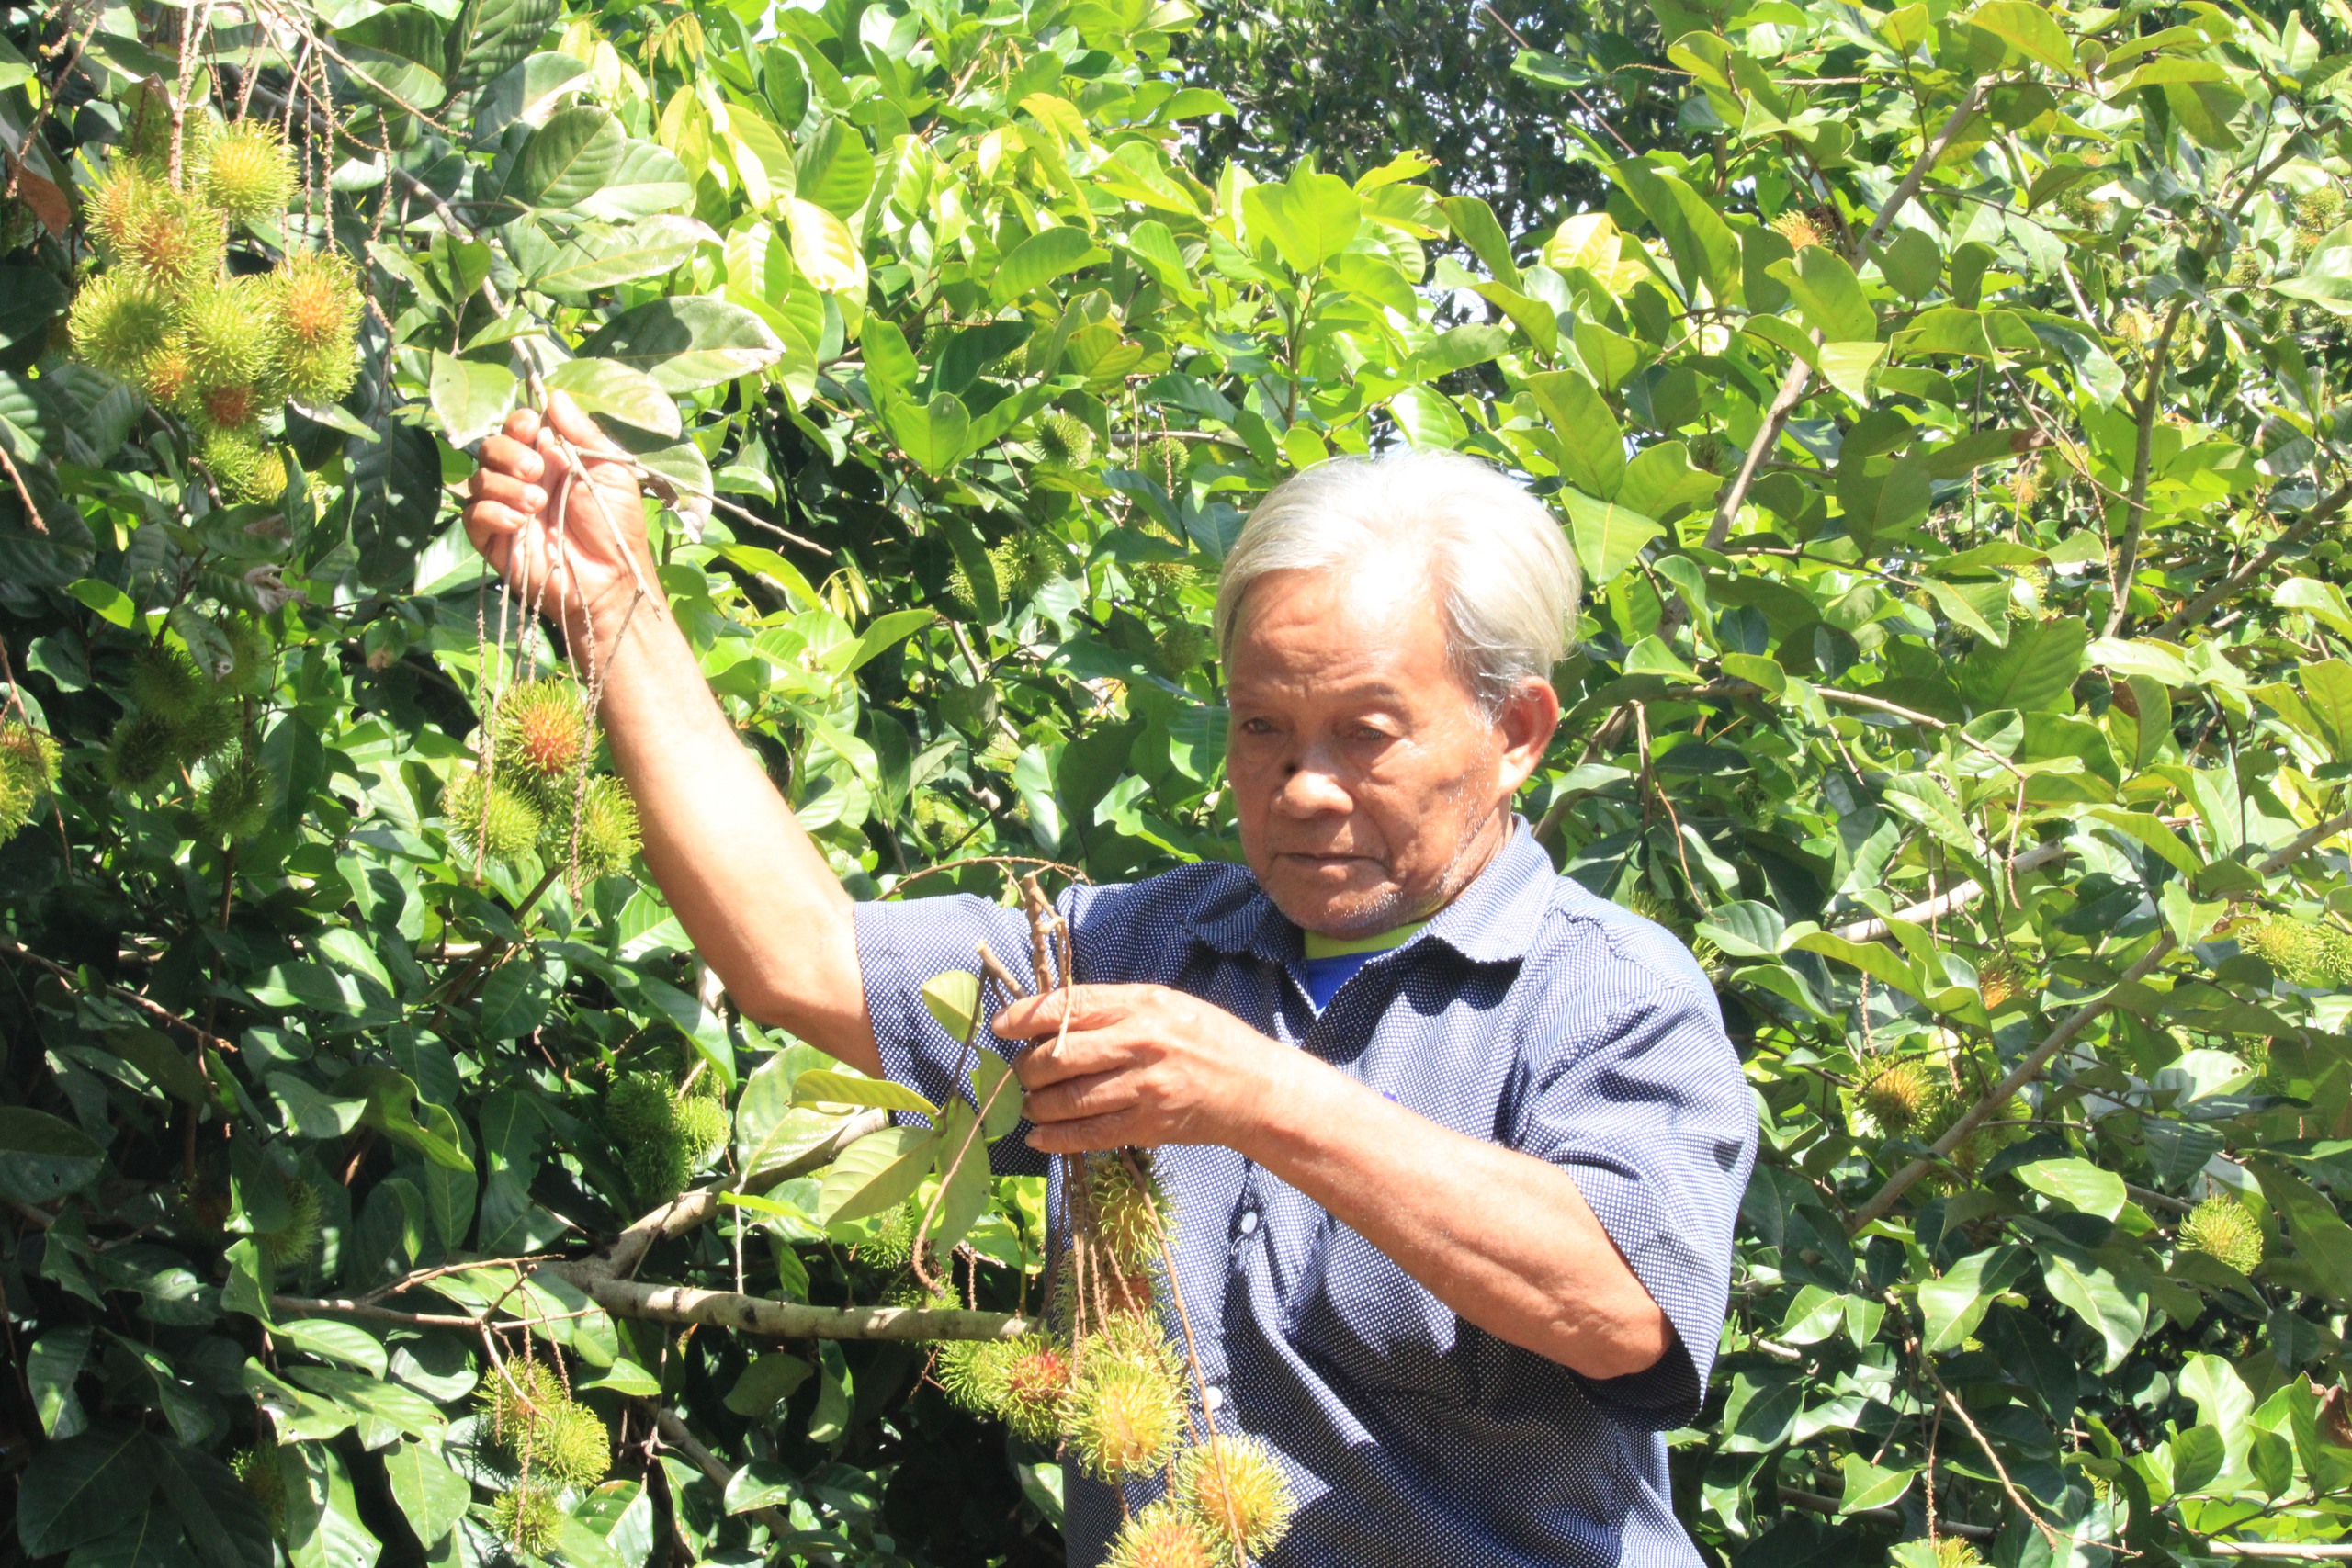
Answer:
[
  {"left": 571, "top": 596, "right": 877, "bottom": 1073},
  {"left": 1236, "top": 1046, "right": 1671, "bottom": 1379}
]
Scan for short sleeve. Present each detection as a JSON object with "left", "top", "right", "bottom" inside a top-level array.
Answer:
[
  {"left": 854, "top": 892, "right": 1055, "bottom": 1177},
  {"left": 1514, "top": 975, "right": 1756, "bottom": 1427}
]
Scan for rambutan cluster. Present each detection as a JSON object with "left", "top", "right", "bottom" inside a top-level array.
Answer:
[
  {"left": 0, "top": 717, "right": 61, "bottom": 840},
  {"left": 605, "top": 1067, "right": 730, "bottom": 1201},
  {"left": 480, "top": 1358, "right": 613, "bottom": 1491},
  {"left": 447, "top": 680, "right": 643, "bottom": 879},
  {"left": 67, "top": 118, "right": 359, "bottom": 507}
]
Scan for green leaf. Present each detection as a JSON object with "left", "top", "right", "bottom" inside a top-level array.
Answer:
[
  {"left": 725, "top": 1350, "right": 813, "bottom": 1417},
  {"left": 1958, "top": 615, "right": 2088, "bottom": 713},
  {"left": 1770, "top": 247, "right": 1874, "bottom": 343},
  {"left": 1919, "top": 1245, "right": 2028, "bottom": 1352},
  {"left": 1438, "top": 194, "right": 1521, "bottom": 290},
  {"left": 17, "top": 1424, "right": 158, "bottom": 1556},
  {"left": 973, "top": 1051, "right": 1024, "bottom": 1140},
  {"left": 426, "top": 354, "right": 517, "bottom": 447},
  {"left": 502, "top": 105, "right": 624, "bottom": 213},
  {"left": 0, "top": 1106, "right": 104, "bottom": 1204},
  {"left": 2251, "top": 1157, "right": 2352, "bottom": 1302},
  {"left": 381, "top": 1440, "right": 470, "bottom": 1551},
  {"left": 333, "top": 6, "right": 447, "bottom": 109},
  {"left": 791, "top": 1069, "right": 937, "bottom": 1115},
  {"left": 1243, "top": 169, "right": 1362, "bottom": 275},
  {"left": 2041, "top": 1245, "right": 2148, "bottom": 1371},
  {"left": 1560, "top": 490, "right": 1663, "bottom": 587},
  {"left": 578, "top": 298, "right": 786, "bottom": 393},
  {"left": 921, "top": 970, "right": 982, "bottom": 1043},
  {"left": 991, "top": 227, "right": 1099, "bottom": 305},
  {"left": 882, "top": 391, "right": 974, "bottom": 475},
  {"left": 2014, "top": 1156, "right": 2128, "bottom": 1219},
  {"left": 526, "top": 217, "right": 710, "bottom": 294},
  {"left": 1525, "top": 372, "right": 1623, "bottom": 499},
  {"left": 285, "top": 1367, "right": 448, "bottom": 1440},
  {"left": 271, "top": 1319, "right": 389, "bottom": 1377},
  {"left": 924, "top": 1100, "right": 992, "bottom": 1247},
  {"left": 1969, "top": 0, "right": 2077, "bottom": 73},
  {"left": 1838, "top": 1454, "right": 1916, "bottom": 1512},
  {"left": 794, "top": 118, "right": 875, "bottom": 218},
  {"left": 542, "top": 356, "right": 682, "bottom": 439},
  {"left": 1613, "top": 160, "right": 1738, "bottom": 305},
  {"left": 815, "top": 1125, "right": 940, "bottom": 1224},
  {"left": 330, "top": 1066, "right": 475, "bottom": 1174}
]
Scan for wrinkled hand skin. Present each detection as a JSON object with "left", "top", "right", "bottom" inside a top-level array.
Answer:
[
  {"left": 460, "top": 390, "right": 651, "bottom": 632},
  {"left": 990, "top": 984, "right": 1283, "bottom": 1156}
]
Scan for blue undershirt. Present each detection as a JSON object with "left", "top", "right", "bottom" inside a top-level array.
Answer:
[{"left": 1298, "top": 919, "right": 1430, "bottom": 1010}]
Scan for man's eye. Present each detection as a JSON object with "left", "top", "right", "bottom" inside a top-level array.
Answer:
[{"left": 1238, "top": 717, "right": 1276, "bottom": 736}]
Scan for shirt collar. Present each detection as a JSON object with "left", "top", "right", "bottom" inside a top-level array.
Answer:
[{"left": 1185, "top": 818, "right": 1556, "bottom": 967}]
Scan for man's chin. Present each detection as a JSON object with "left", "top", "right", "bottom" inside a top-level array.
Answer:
[{"left": 1261, "top": 874, "right": 1418, "bottom": 941}]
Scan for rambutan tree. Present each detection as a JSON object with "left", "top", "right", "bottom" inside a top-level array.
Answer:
[{"left": 6, "top": 0, "right": 2352, "bottom": 1566}]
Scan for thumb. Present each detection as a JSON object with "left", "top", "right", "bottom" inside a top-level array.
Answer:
[{"left": 542, "top": 389, "right": 625, "bottom": 458}]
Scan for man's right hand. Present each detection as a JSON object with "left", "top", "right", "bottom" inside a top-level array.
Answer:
[{"left": 462, "top": 392, "right": 655, "bottom": 635}]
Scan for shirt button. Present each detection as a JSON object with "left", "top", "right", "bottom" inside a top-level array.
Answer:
[
  {"left": 1237, "top": 1211, "right": 1260, "bottom": 1236},
  {"left": 1204, "top": 1385, "right": 1226, "bottom": 1412}
]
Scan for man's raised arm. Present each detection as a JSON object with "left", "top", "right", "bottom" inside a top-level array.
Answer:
[{"left": 460, "top": 396, "right": 877, "bottom": 1073}]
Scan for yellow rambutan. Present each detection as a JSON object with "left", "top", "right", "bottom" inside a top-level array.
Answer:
[
  {"left": 2179, "top": 1193, "right": 2265, "bottom": 1275},
  {"left": 69, "top": 268, "right": 174, "bottom": 379},
  {"left": 1085, "top": 1150, "right": 1171, "bottom": 1273},
  {"left": 198, "top": 119, "right": 295, "bottom": 224},
  {"left": 999, "top": 1339, "right": 1071, "bottom": 1442},
  {"left": 496, "top": 679, "right": 594, "bottom": 784},
  {"left": 1105, "top": 1500, "right": 1217, "bottom": 1568},
  {"left": 491, "top": 1486, "right": 562, "bottom": 1554},
  {"left": 1859, "top": 1060, "right": 1939, "bottom": 1136},
  {"left": 1066, "top": 1344, "right": 1184, "bottom": 1483},
  {"left": 1175, "top": 1433, "right": 1295, "bottom": 1556}
]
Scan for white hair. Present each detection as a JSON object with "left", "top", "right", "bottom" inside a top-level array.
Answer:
[{"left": 1212, "top": 451, "right": 1582, "bottom": 714}]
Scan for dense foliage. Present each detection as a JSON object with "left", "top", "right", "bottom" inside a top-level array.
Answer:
[{"left": 6, "top": 0, "right": 2352, "bottom": 1565}]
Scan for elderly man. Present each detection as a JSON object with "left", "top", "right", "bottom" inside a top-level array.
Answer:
[{"left": 464, "top": 397, "right": 1755, "bottom": 1568}]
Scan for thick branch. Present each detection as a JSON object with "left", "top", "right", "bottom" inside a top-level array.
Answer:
[
  {"left": 603, "top": 1110, "right": 888, "bottom": 1277},
  {"left": 1849, "top": 807, "right": 2352, "bottom": 1228},
  {"left": 557, "top": 1268, "right": 1035, "bottom": 1342},
  {"left": 1828, "top": 840, "right": 2072, "bottom": 943},
  {"left": 650, "top": 1408, "right": 838, "bottom": 1566},
  {"left": 2152, "top": 479, "right": 2352, "bottom": 640},
  {"left": 1776, "top": 1488, "right": 1994, "bottom": 1541}
]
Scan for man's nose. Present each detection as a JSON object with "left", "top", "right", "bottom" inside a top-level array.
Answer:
[{"left": 1273, "top": 755, "right": 1352, "bottom": 817}]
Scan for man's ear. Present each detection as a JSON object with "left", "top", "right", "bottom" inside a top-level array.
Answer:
[{"left": 1497, "top": 676, "right": 1562, "bottom": 794}]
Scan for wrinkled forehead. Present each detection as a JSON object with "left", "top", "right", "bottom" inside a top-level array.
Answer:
[{"left": 1223, "top": 548, "right": 1461, "bottom": 691}]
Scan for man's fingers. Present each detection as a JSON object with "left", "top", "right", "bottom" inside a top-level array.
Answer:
[
  {"left": 1025, "top": 1111, "right": 1143, "bottom": 1156},
  {"left": 1022, "top": 1071, "right": 1139, "bottom": 1127},
  {"left": 992, "top": 984, "right": 1125, "bottom": 1040},
  {"left": 501, "top": 406, "right": 542, "bottom": 446},
  {"left": 468, "top": 470, "right": 546, "bottom": 513},
  {"left": 478, "top": 433, "right": 544, "bottom": 486},
  {"left": 543, "top": 389, "right": 624, "bottom": 457}
]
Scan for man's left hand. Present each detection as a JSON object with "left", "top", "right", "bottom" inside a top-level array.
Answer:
[{"left": 990, "top": 985, "right": 1281, "bottom": 1154}]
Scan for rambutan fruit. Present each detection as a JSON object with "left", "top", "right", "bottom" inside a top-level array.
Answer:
[
  {"left": 1085, "top": 1151, "right": 1170, "bottom": 1273},
  {"left": 277, "top": 338, "right": 358, "bottom": 407},
  {"left": 1947, "top": 1093, "right": 2030, "bottom": 1183},
  {"left": 1035, "top": 410, "right": 1094, "bottom": 468},
  {"left": 859, "top": 1196, "right": 923, "bottom": 1268},
  {"left": 1770, "top": 209, "right": 1824, "bottom": 250},
  {"left": 200, "top": 752, "right": 274, "bottom": 842},
  {"left": 530, "top": 1401, "right": 612, "bottom": 1488},
  {"left": 558, "top": 777, "right": 639, "bottom": 878},
  {"left": 1978, "top": 955, "right": 2019, "bottom": 1010},
  {"left": 997, "top": 1338, "right": 1071, "bottom": 1442},
  {"left": 258, "top": 1176, "right": 320, "bottom": 1266},
  {"left": 229, "top": 1446, "right": 287, "bottom": 1534},
  {"left": 937, "top": 1336, "right": 1016, "bottom": 1415},
  {"left": 222, "top": 620, "right": 276, "bottom": 698},
  {"left": 491, "top": 1486, "right": 562, "bottom": 1555},
  {"left": 0, "top": 719, "right": 61, "bottom": 802},
  {"left": 130, "top": 643, "right": 207, "bottom": 719},
  {"left": 1065, "top": 1347, "right": 1184, "bottom": 1482},
  {"left": 496, "top": 680, "right": 594, "bottom": 785},
  {"left": 2179, "top": 1193, "right": 2265, "bottom": 1274},
  {"left": 1136, "top": 435, "right": 1188, "bottom": 485},
  {"left": 1935, "top": 1540, "right": 1985, "bottom": 1568},
  {"left": 2238, "top": 915, "right": 2352, "bottom": 988},
  {"left": 482, "top": 1359, "right": 569, "bottom": 1442},
  {"left": 104, "top": 713, "right": 181, "bottom": 789},
  {"left": 671, "top": 1093, "right": 729, "bottom": 1170},
  {"left": 444, "top": 765, "right": 543, "bottom": 865},
  {"left": 87, "top": 163, "right": 159, "bottom": 254},
  {"left": 606, "top": 1072, "right": 674, "bottom": 1143},
  {"left": 1001, "top": 528, "right": 1066, "bottom": 600},
  {"left": 1158, "top": 621, "right": 1211, "bottom": 676},
  {"left": 171, "top": 694, "right": 242, "bottom": 764},
  {"left": 180, "top": 280, "right": 273, "bottom": 393},
  {"left": 197, "top": 380, "right": 265, "bottom": 431},
  {"left": 1106, "top": 1501, "right": 1217, "bottom": 1568},
  {"left": 0, "top": 769, "right": 34, "bottom": 839},
  {"left": 118, "top": 182, "right": 226, "bottom": 292},
  {"left": 198, "top": 427, "right": 288, "bottom": 506},
  {"left": 69, "top": 268, "right": 174, "bottom": 380},
  {"left": 198, "top": 119, "right": 295, "bottom": 224},
  {"left": 141, "top": 342, "right": 194, "bottom": 409},
  {"left": 1859, "top": 1061, "right": 1938, "bottom": 1136},
  {"left": 1175, "top": 1433, "right": 1295, "bottom": 1555},
  {"left": 1127, "top": 559, "right": 1201, "bottom": 600},
  {"left": 269, "top": 250, "right": 361, "bottom": 352}
]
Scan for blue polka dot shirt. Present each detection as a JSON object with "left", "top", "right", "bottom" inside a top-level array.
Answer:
[{"left": 854, "top": 821, "right": 1757, "bottom": 1568}]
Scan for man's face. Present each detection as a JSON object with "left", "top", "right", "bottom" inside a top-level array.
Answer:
[{"left": 1226, "top": 557, "right": 1557, "bottom": 937}]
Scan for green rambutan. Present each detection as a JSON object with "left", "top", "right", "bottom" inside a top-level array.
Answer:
[
  {"left": 568, "top": 776, "right": 640, "bottom": 878},
  {"left": 229, "top": 1446, "right": 286, "bottom": 1535},
  {"left": 277, "top": 338, "right": 358, "bottom": 406},
  {"left": 0, "top": 719, "right": 61, "bottom": 802},
  {"left": 221, "top": 620, "right": 276, "bottom": 698},
  {"left": 1157, "top": 620, "right": 1211, "bottom": 676},
  {"left": 444, "top": 765, "right": 544, "bottom": 865},
  {"left": 198, "top": 427, "right": 288, "bottom": 506},
  {"left": 671, "top": 1093, "right": 729, "bottom": 1170},
  {"left": 130, "top": 643, "right": 207, "bottom": 718},
  {"left": 198, "top": 119, "right": 295, "bottom": 224},
  {"left": 180, "top": 280, "right": 273, "bottom": 393},
  {"left": 200, "top": 752, "right": 273, "bottom": 842},
  {"left": 1128, "top": 559, "right": 1202, "bottom": 600},
  {"left": 491, "top": 1486, "right": 562, "bottom": 1555},
  {"left": 482, "top": 1359, "right": 568, "bottom": 1442},
  {"left": 1136, "top": 435, "right": 1188, "bottom": 486},
  {"left": 1947, "top": 1093, "right": 2029, "bottom": 1183},
  {"left": 2179, "top": 1193, "right": 2265, "bottom": 1274},
  {"left": 530, "top": 1401, "right": 612, "bottom": 1488},
  {"left": 937, "top": 1336, "right": 1016, "bottom": 1415},
  {"left": 1175, "top": 1433, "right": 1295, "bottom": 1555},
  {"left": 1035, "top": 410, "right": 1095, "bottom": 468},
  {"left": 496, "top": 680, "right": 594, "bottom": 785},
  {"left": 87, "top": 163, "right": 158, "bottom": 254},
  {"left": 104, "top": 714, "right": 181, "bottom": 789},
  {"left": 259, "top": 1177, "right": 320, "bottom": 1267},
  {"left": 1002, "top": 528, "right": 1066, "bottom": 600},
  {"left": 270, "top": 250, "right": 361, "bottom": 352},
  {"left": 1859, "top": 1061, "right": 1938, "bottom": 1136},
  {"left": 69, "top": 268, "right": 174, "bottom": 379},
  {"left": 1084, "top": 1151, "right": 1170, "bottom": 1274},
  {"left": 1106, "top": 1500, "right": 1217, "bottom": 1568},
  {"left": 859, "top": 1196, "right": 922, "bottom": 1268},
  {"left": 170, "top": 694, "right": 242, "bottom": 765},
  {"left": 2238, "top": 915, "right": 2352, "bottom": 988},
  {"left": 1065, "top": 1345, "right": 1184, "bottom": 1483},
  {"left": 606, "top": 1073, "right": 674, "bottom": 1143},
  {"left": 117, "top": 181, "right": 226, "bottom": 291},
  {"left": 0, "top": 768, "right": 34, "bottom": 840},
  {"left": 1935, "top": 1540, "right": 1985, "bottom": 1568}
]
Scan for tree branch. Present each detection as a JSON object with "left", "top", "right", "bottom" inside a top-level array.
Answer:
[
  {"left": 2151, "top": 479, "right": 2352, "bottom": 641},
  {"left": 602, "top": 1110, "right": 888, "bottom": 1278},
  {"left": 1848, "top": 807, "right": 2352, "bottom": 1228},
  {"left": 1828, "top": 840, "right": 2073, "bottom": 943},
  {"left": 558, "top": 1268, "right": 1035, "bottom": 1342},
  {"left": 650, "top": 1407, "right": 840, "bottom": 1567}
]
